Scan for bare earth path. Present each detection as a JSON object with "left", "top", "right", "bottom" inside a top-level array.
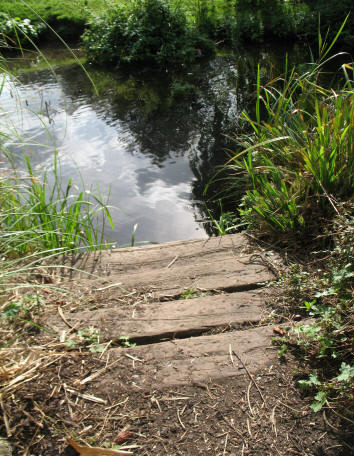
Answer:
[{"left": 1, "top": 234, "right": 348, "bottom": 455}]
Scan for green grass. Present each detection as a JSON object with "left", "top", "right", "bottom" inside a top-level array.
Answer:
[
  {"left": 222, "top": 21, "right": 353, "bottom": 240},
  {"left": 1, "top": 153, "right": 114, "bottom": 256}
]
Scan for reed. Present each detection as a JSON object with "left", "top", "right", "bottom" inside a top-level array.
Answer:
[{"left": 224, "top": 20, "right": 353, "bottom": 239}]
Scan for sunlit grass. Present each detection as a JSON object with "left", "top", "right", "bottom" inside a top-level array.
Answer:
[{"left": 223, "top": 20, "right": 353, "bottom": 238}]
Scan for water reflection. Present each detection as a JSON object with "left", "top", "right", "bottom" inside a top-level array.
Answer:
[{"left": 1, "top": 45, "right": 306, "bottom": 244}]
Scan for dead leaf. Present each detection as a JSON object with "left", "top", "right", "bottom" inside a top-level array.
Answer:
[
  {"left": 67, "top": 438, "right": 133, "bottom": 455},
  {"left": 114, "top": 427, "right": 134, "bottom": 444},
  {"left": 273, "top": 326, "right": 286, "bottom": 336}
]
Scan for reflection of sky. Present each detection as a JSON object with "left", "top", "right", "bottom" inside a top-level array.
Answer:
[{"left": 1, "top": 72, "right": 206, "bottom": 245}]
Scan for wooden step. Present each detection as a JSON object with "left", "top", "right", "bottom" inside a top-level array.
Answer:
[
  {"left": 46, "top": 290, "right": 266, "bottom": 342},
  {"left": 67, "top": 234, "right": 275, "bottom": 298},
  {"left": 86, "top": 325, "right": 278, "bottom": 391}
]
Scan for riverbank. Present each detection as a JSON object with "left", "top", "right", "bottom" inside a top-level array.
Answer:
[
  {"left": 1, "top": 0, "right": 353, "bottom": 49},
  {"left": 0, "top": 13, "right": 353, "bottom": 456},
  {"left": 0, "top": 234, "right": 352, "bottom": 456}
]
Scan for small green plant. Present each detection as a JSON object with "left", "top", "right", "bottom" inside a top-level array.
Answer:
[
  {"left": 180, "top": 288, "right": 199, "bottom": 299},
  {"left": 1, "top": 294, "right": 43, "bottom": 319},
  {"left": 205, "top": 201, "right": 239, "bottom": 236},
  {"left": 119, "top": 336, "right": 136, "bottom": 348},
  {"left": 66, "top": 327, "right": 105, "bottom": 352}
]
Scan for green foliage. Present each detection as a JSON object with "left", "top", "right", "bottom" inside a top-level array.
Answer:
[
  {"left": 180, "top": 288, "right": 199, "bottom": 299},
  {"left": 0, "top": 0, "right": 96, "bottom": 40},
  {"left": 301, "top": 0, "right": 354, "bottom": 47},
  {"left": 82, "top": 0, "right": 215, "bottom": 69},
  {"left": 205, "top": 201, "right": 239, "bottom": 235},
  {"left": 0, "top": 153, "right": 114, "bottom": 255},
  {"left": 66, "top": 327, "right": 105, "bottom": 352},
  {"left": 119, "top": 336, "right": 136, "bottom": 347},
  {"left": 283, "top": 212, "right": 353, "bottom": 414},
  {"left": 0, "top": 12, "right": 45, "bottom": 47},
  {"left": 1, "top": 294, "right": 43, "bottom": 319},
  {"left": 223, "top": 26, "right": 353, "bottom": 239},
  {"left": 0, "top": 0, "right": 352, "bottom": 47}
]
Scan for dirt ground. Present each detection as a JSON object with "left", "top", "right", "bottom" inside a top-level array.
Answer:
[
  {"left": 1, "top": 338, "right": 353, "bottom": 456},
  {"left": 1, "top": 236, "right": 353, "bottom": 455}
]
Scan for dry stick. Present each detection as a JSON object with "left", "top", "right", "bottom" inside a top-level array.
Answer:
[
  {"left": 58, "top": 306, "right": 75, "bottom": 329},
  {"left": 0, "top": 397, "right": 11, "bottom": 437},
  {"left": 177, "top": 408, "right": 186, "bottom": 430},
  {"left": 229, "top": 345, "right": 266, "bottom": 406},
  {"left": 166, "top": 255, "right": 179, "bottom": 269},
  {"left": 22, "top": 409, "right": 43, "bottom": 428},
  {"left": 246, "top": 381, "right": 254, "bottom": 416},
  {"left": 223, "top": 433, "right": 229, "bottom": 456}
]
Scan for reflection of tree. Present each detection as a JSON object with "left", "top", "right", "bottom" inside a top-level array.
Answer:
[{"left": 16, "top": 45, "right": 307, "bottom": 230}]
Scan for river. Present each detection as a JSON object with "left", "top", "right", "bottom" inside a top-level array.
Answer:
[{"left": 1, "top": 44, "right": 305, "bottom": 245}]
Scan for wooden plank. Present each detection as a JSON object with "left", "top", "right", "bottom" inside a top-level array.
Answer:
[
  {"left": 75, "top": 234, "right": 243, "bottom": 275},
  {"left": 66, "top": 234, "right": 274, "bottom": 298},
  {"left": 91, "top": 325, "right": 278, "bottom": 390},
  {"left": 46, "top": 291, "right": 265, "bottom": 342}
]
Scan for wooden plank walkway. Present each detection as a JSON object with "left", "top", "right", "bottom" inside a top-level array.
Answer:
[
  {"left": 46, "top": 234, "right": 281, "bottom": 388},
  {"left": 70, "top": 234, "right": 275, "bottom": 298}
]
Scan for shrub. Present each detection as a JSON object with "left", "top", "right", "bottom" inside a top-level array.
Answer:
[
  {"left": 82, "top": 0, "right": 214, "bottom": 69},
  {"left": 0, "top": 0, "right": 87, "bottom": 42},
  {"left": 0, "top": 12, "right": 45, "bottom": 47}
]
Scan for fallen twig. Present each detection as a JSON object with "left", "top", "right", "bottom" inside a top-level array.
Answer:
[{"left": 229, "top": 344, "right": 266, "bottom": 405}]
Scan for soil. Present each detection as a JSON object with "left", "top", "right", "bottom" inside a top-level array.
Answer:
[
  {"left": 1, "top": 234, "right": 353, "bottom": 455},
  {"left": 2, "top": 355, "right": 351, "bottom": 456}
]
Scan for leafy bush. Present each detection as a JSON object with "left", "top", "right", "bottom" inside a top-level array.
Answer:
[
  {"left": 82, "top": 0, "right": 214, "bottom": 69},
  {"left": 0, "top": 0, "right": 88, "bottom": 41},
  {"left": 0, "top": 12, "right": 45, "bottom": 47}
]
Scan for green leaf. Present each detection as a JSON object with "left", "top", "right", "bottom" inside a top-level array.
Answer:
[
  {"left": 336, "top": 363, "right": 354, "bottom": 382},
  {"left": 310, "top": 391, "right": 327, "bottom": 412}
]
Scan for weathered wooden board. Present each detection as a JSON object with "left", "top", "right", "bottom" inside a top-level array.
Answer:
[
  {"left": 76, "top": 235, "right": 243, "bottom": 275},
  {"left": 46, "top": 290, "right": 265, "bottom": 342},
  {"left": 91, "top": 325, "right": 277, "bottom": 391},
  {"left": 68, "top": 234, "right": 275, "bottom": 298}
]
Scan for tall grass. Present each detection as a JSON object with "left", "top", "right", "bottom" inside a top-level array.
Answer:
[
  {"left": 0, "top": 18, "right": 114, "bottom": 257},
  {"left": 223, "top": 22, "right": 353, "bottom": 239},
  {"left": 1, "top": 153, "right": 114, "bottom": 256}
]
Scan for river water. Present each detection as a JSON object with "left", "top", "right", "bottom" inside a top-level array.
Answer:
[{"left": 1, "top": 45, "right": 305, "bottom": 245}]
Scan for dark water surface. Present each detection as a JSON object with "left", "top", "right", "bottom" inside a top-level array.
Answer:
[{"left": 1, "top": 45, "right": 306, "bottom": 245}]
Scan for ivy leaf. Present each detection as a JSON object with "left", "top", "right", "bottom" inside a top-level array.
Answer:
[
  {"left": 336, "top": 363, "right": 354, "bottom": 382},
  {"left": 310, "top": 391, "right": 327, "bottom": 412}
]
